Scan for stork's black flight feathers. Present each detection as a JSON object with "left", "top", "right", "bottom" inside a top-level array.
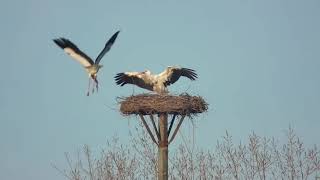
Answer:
[
  {"left": 164, "top": 68, "right": 197, "bottom": 86},
  {"left": 95, "top": 31, "right": 120, "bottom": 64},
  {"left": 53, "top": 38, "right": 94, "bottom": 66},
  {"left": 114, "top": 67, "right": 198, "bottom": 94},
  {"left": 53, "top": 31, "right": 120, "bottom": 96}
]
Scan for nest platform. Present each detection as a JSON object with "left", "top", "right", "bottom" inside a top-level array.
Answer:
[{"left": 119, "top": 93, "right": 208, "bottom": 116}]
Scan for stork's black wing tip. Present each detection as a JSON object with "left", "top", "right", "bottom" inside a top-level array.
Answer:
[
  {"left": 181, "top": 67, "right": 198, "bottom": 80},
  {"left": 53, "top": 38, "right": 66, "bottom": 49},
  {"left": 182, "top": 67, "right": 195, "bottom": 72},
  {"left": 114, "top": 30, "right": 121, "bottom": 35},
  {"left": 114, "top": 73, "right": 123, "bottom": 82},
  {"left": 114, "top": 72, "right": 128, "bottom": 86},
  {"left": 114, "top": 72, "right": 124, "bottom": 78},
  {"left": 107, "top": 31, "right": 120, "bottom": 44}
]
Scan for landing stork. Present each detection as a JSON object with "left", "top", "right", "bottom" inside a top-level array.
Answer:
[{"left": 53, "top": 31, "right": 120, "bottom": 96}]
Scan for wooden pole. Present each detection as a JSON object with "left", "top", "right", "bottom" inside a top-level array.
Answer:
[{"left": 158, "top": 113, "right": 168, "bottom": 180}]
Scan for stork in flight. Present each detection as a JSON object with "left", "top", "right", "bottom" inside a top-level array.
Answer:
[
  {"left": 53, "top": 31, "right": 120, "bottom": 96},
  {"left": 114, "top": 66, "right": 197, "bottom": 94}
]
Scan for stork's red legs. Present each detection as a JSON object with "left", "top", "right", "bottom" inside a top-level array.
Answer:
[
  {"left": 87, "top": 77, "right": 99, "bottom": 96},
  {"left": 92, "top": 80, "right": 95, "bottom": 94},
  {"left": 87, "top": 78, "right": 91, "bottom": 96},
  {"left": 94, "top": 78, "right": 99, "bottom": 92}
]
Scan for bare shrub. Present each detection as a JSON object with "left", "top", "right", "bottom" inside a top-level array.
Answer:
[{"left": 55, "top": 126, "right": 320, "bottom": 180}]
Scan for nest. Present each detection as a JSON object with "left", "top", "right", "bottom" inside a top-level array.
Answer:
[{"left": 119, "top": 93, "right": 208, "bottom": 116}]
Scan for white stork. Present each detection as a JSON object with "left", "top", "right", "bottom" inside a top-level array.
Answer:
[
  {"left": 114, "top": 66, "right": 198, "bottom": 94},
  {"left": 53, "top": 31, "right": 120, "bottom": 96}
]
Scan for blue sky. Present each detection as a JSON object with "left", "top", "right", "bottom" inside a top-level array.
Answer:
[{"left": 1, "top": 0, "right": 320, "bottom": 179}]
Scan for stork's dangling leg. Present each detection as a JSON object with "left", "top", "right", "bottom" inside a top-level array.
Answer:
[
  {"left": 89, "top": 74, "right": 98, "bottom": 94},
  {"left": 92, "top": 81, "right": 95, "bottom": 94},
  {"left": 94, "top": 78, "right": 99, "bottom": 92},
  {"left": 87, "top": 78, "right": 91, "bottom": 96}
]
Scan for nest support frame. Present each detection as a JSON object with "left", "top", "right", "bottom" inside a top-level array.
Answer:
[
  {"left": 119, "top": 93, "right": 208, "bottom": 146},
  {"left": 139, "top": 114, "right": 185, "bottom": 146}
]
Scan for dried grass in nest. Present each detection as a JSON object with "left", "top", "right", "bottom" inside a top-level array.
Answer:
[{"left": 118, "top": 93, "right": 208, "bottom": 116}]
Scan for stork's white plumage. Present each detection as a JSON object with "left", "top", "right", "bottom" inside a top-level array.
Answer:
[
  {"left": 114, "top": 66, "right": 197, "bottom": 94},
  {"left": 53, "top": 31, "right": 120, "bottom": 96}
]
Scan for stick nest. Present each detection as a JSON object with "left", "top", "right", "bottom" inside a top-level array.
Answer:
[{"left": 118, "top": 93, "right": 208, "bottom": 116}]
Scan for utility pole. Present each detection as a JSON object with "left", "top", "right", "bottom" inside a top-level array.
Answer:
[
  {"left": 158, "top": 113, "right": 168, "bottom": 180},
  {"left": 119, "top": 94, "right": 208, "bottom": 180}
]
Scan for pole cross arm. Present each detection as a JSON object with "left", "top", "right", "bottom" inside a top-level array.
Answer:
[
  {"left": 149, "top": 115, "right": 161, "bottom": 141},
  {"left": 167, "top": 114, "right": 177, "bottom": 137},
  {"left": 168, "top": 115, "right": 186, "bottom": 145},
  {"left": 139, "top": 114, "right": 159, "bottom": 146}
]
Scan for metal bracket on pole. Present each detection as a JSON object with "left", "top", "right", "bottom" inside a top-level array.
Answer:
[
  {"left": 139, "top": 114, "right": 159, "bottom": 146},
  {"left": 168, "top": 115, "right": 186, "bottom": 145}
]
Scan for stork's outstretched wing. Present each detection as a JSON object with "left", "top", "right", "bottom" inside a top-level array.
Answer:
[
  {"left": 162, "top": 67, "right": 198, "bottom": 86},
  {"left": 53, "top": 38, "right": 94, "bottom": 67},
  {"left": 95, "top": 31, "right": 120, "bottom": 64},
  {"left": 114, "top": 72, "right": 153, "bottom": 91}
]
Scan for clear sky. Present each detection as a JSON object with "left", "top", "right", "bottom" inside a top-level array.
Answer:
[{"left": 1, "top": 0, "right": 320, "bottom": 179}]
